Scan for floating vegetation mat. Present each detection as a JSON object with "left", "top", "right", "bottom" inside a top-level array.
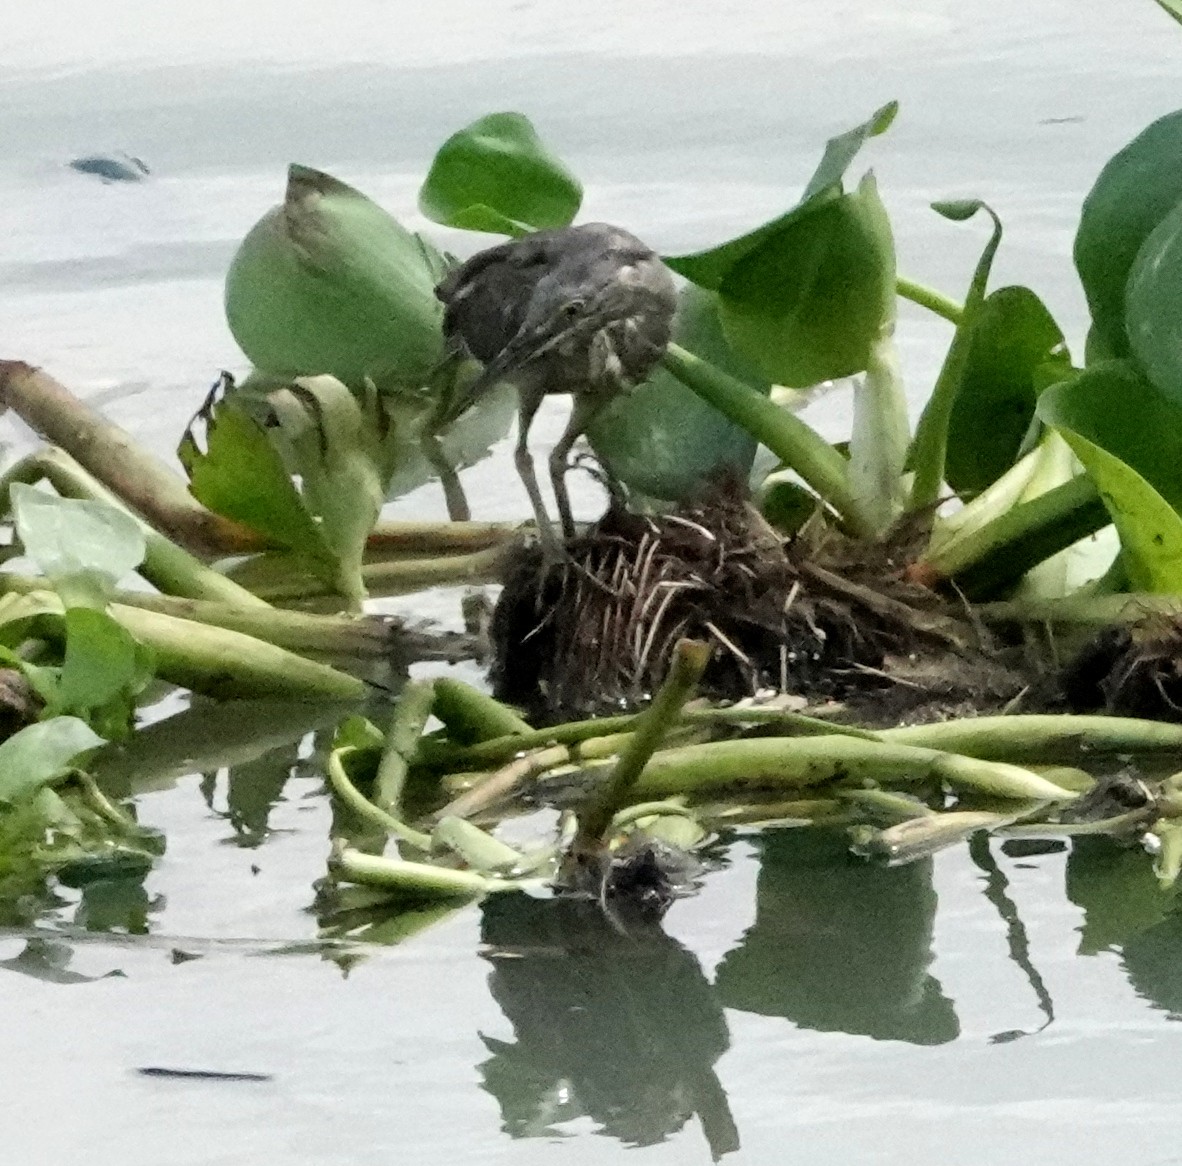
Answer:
[{"left": 325, "top": 647, "right": 1182, "bottom": 923}]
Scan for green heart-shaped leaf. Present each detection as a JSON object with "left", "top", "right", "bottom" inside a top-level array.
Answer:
[
  {"left": 419, "top": 112, "right": 582, "bottom": 234},
  {"left": 1074, "top": 109, "right": 1182, "bottom": 360},
  {"left": 945, "top": 286, "right": 1072, "bottom": 494}
]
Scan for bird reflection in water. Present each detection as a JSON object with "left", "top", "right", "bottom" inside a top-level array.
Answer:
[{"left": 477, "top": 892, "right": 740, "bottom": 1160}]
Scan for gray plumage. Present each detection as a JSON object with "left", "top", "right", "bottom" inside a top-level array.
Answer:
[{"left": 435, "top": 222, "right": 677, "bottom": 555}]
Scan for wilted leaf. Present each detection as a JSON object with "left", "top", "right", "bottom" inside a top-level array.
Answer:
[
  {"left": 178, "top": 377, "right": 331, "bottom": 559},
  {"left": 11, "top": 485, "right": 146, "bottom": 604},
  {"left": 384, "top": 382, "right": 517, "bottom": 501},
  {"left": 945, "top": 286, "right": 1072, "bottom": 494},
  {"left": 588, "top": 284, "right": 771, "bottom": 500},
  {"left": 1074, "top": 109, "right": 1182, "bottom": 359},
  {"left": 1039, "top": 363, "right": 1182, "bottom": 590},
  {"left": 0, "top": 718, "right": 105, "bottom": 803},
  {"left": 263, "top": 376, "right": 392, "bottom": 605},
  {"left": 419, "top": 112, "right": 582, "bottom": 234},
  {"left": 225, "top": 165, "right": 445, "bottom": 387}
]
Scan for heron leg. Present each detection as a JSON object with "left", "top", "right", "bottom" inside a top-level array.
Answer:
[
  {"left": 549, "top": 393, "right": 607, "bottom": 541},
  {"left": 513, "top": 385, "right": 564, "bottom": 559}
]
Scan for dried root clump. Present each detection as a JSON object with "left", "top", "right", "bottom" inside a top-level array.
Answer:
[
  {"left": 491, "top": 480, "right": 987, "bottom": 724},
  {"left": 1063, "top": 614, "right": 1182, "bottom": 720}
]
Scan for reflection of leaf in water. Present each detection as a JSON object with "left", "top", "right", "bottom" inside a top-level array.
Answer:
[
  {"left": 1118, "top": 911, "right": 1182, "bottom": 1019},
  {"left": 478, "top": 893, "right": 739, "bottom": 1159},
  {"left": 74, "top": 876, "right": 155, "bottom": 935},
  {"left": 1066, "top": 834, "right": 1182, "bottom": 1017},
  {"left": 1066, "top": 836, "right": 1179, "bottom": 955},
  {"left": 714, "top": 828, "right": 959, "bottom": 1045},
  {"left": 89, "top": 699, "right": 346, "bottom": 796},
  {"left": 223, "top": 746, "right": 299, "bottom": 847}
]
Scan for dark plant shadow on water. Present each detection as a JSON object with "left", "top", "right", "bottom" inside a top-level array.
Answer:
[
  {"left": 477, "top": 892, "right": 740, "bottom": 1160},
  {"left": 713, "top": 828, "right": 960, "bottom": 1045},
  {"left": 0, "top": 938, "right": 122, "bottom": 984},
  {"left": 969, "top": 834, "right": 1055, "bottom": 1042},
  {"left": 200, "top": 745, "right": 299, "bottom": 847}
]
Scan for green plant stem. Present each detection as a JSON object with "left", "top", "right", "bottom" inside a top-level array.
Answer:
[
  {"left": 835, "top": 787, "right": 938, "bottom": 821},
  {"left": 577, "top": 639, "right": 712, "bottom": 845},
  {"left": 96, "top": 606, "right": 368, "bottom": 703},
  {"left": 926, "top": 446, "right": 1044, "bottom": 558},
  {"left": 855, "top": 809, "right": 1026, "bottom": 864},
  {"left": 921, "top": 473, "right": 1107, "bottom": 594},
  {"left": 0, "top": 448, "right": 268, "bottom": 608},
  {"left": 882, "top": 714, "right": 1182, "bottom": 760},
  {"left": 695, "top": 796, "right": 845, "bottom": 827},
  {"left": 365, "top": 520, "right": 515, "bottom": 554},
  {"left": 331, "top": 845, "right": 506, "bottom": 898},
  {"left": 909, "top": 203, "right": 1003, "bottom": 510},
  {"left": 431, "top": 677, "right": 531, "bottom": 743},
  {"left": 224, "top": 545, "right": 509, "bottom": 601},
  {"left": 431, "top": 816, "right": 524, "bottom": 873},
  {"left": 660, "top": 343, "right": 873, "bottom": 535},
  {"left": 374, "top": 680, "right": 436, "bottom": 816},
  {"left": 430, "top": 732, "right": 637, "bottom": 822},
  {"left": 1154, "top": 821, "right": 1182, "bottom": 888},
  {"left": 896, "top": 277, "right": 964, "bottom": 325},
  {"left": 1000, "top": 809, "right": 1150, "bottom": 837},
  {"left": 326, "top": 749, "right": 432, "bottom": 850},
  {"left": 608, "top": 800, "right": 697, "bottom": 831},
  {"left": 631, "top": 736, "right": 1073, "bottom": 801},
  {"left": 415, "top": 703, "right": 875, "bottom": 773},
  {"left": 72, "top": 771, "right": 136, "bottom": 829},
  {"left": 0, "top": 361, "right": 260, "bottom": 557},
  {"left": 0, "top": 574, "right": 399, "bottom": 657}
]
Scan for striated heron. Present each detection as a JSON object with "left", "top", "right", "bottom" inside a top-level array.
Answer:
[{"left": 435, "top": 222, "right": 677, "bottom": 556}]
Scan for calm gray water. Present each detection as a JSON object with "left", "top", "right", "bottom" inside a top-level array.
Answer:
[{"left": 4, "top": 1, "right": 1182, "bottom": 1162}]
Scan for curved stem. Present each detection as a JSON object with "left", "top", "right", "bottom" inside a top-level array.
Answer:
[
  {"left": 908, "top": 203, "right": 1004, "bottom": 510},
  {"left": 326, "top": 748, "right": 432, "bottom": 850},
  {"left": 896, "top": 276, "right": 964, "bottom": 325},
  {"left": 661, "top": 343, "right": 872, "bottom": 535}
]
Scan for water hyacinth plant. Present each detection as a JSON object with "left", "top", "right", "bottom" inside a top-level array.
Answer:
[
  {"left": 206, "top": 98, "right": 1165, "bottom": 609},
  {"left": 13, "top": 1, "right": 1182, "bottom": 929}
]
